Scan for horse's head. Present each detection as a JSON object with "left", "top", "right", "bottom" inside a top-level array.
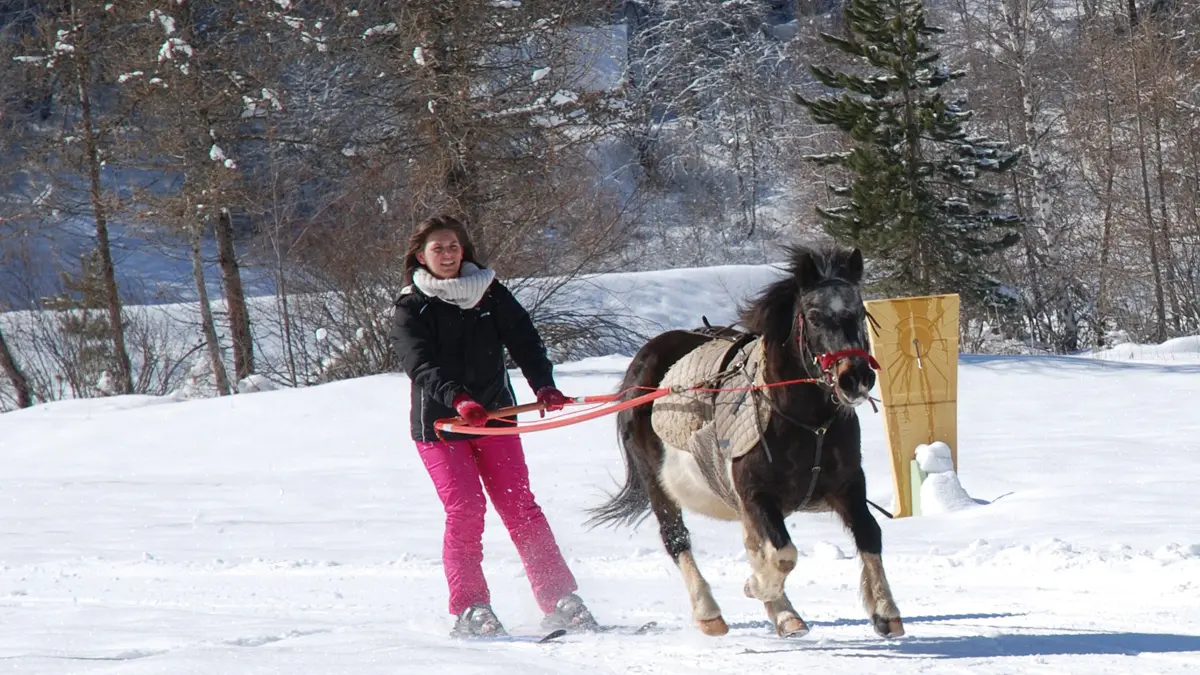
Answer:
[
  {"left": 741, "top": 242, "right": 879, "bottom": 408},
  {"left": 793, "top": 245, "right": 878, "bottom": 406}
]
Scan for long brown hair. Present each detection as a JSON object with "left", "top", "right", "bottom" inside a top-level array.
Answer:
[{"left": 402, "top": 214, "right": 482, "bottom": 285}]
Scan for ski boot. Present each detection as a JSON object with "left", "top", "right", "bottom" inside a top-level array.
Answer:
[
  {"left": 451, "top": 603, "right": 507, "bottom": 638},
  {"left": 541, "top": 593, "right": 598, "bottom": 632}
]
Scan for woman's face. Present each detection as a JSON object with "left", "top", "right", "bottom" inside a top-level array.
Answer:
[{"left": 415, "top": 229, "right": 463, "bottom": 279}]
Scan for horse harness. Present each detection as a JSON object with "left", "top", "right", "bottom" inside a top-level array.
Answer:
[
  {"left": 657, "top": 328, "right": 844, "bottom": 513},
  {"left": 751, "top": 388, "right": 838, "bottom": 512},
  {"left": 696, "top": 312, "right": 880, "bottom": 396}
]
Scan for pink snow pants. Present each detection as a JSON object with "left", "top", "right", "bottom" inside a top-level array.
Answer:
[{"left": 415, "top": 434, "right": 577, "bottom": 616}]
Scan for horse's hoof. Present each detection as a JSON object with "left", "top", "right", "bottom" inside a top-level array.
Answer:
[
  {"left": 872, "top": 615, "right": 905, "bottom": 638},
  {"left": 776, "top": 615, "right": 810, "bottom": 638},
  {"left": 698, "top": 616, "right": 729, "bottom": 636}
]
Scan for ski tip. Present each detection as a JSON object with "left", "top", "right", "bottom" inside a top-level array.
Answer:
[{"left": 538, "top": 628, "right": 568, "bottom": 643}]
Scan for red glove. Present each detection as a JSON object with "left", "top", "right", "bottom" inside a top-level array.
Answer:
[
  {"left": 453, "top": 394, "right": 489, "bottom": 427},
  {"left": 536, "top": 386, "right": 567, "bottom": 412}
]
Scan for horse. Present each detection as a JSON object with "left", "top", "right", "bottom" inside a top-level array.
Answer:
[{"left": 585, "top": 241, "right": 904, "bottom": 640}]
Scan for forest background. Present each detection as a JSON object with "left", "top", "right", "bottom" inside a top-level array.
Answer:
[{"left": 1, "top": 0, "right": 1197, "bottom": 410}]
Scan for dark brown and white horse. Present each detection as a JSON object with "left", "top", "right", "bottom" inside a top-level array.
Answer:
[{"left": 587, "top": 242, "right": 904, "bottom": 639}]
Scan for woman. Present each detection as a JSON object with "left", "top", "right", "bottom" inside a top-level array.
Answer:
[{"left": 389, "top": 214, "right": 598, "bottom": 638}]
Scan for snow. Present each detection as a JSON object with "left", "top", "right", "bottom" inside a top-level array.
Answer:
[
  {"left": 920, "top": 471, "right": 981, "bottom": 515},
  {"left": 915, "top": 442, "right": 979, "bottom": 515},
  {"left": 236, "top": 374, "right": 279, "bottom": 394},
  {"left": 2, "top": 266, "right": 1200, "bottom": 673},
  {"left": 158, "top": 37, "right": 194, "bottom": 62},
  {"left": 550, "top": 89, "right": 578, "bottom": 106},
  {"left": 261, "top": 88, "right": 283, "bottom": 111},
  {"left": 362, "top": 23, "right": 397, "bottom": 39},
  {"left": 811, "top": 541, "right": 850, "bottom": 561},
  {"left": 1086, "top": 335, "right": 1200, "bottom": 364},
  {"left": 529, "top": 263, "right": 785, "bottom": 338},
  {"left": 0, "top": 213, "right": 276, "bottom": 311},
  {"left": 915, "top": 441, "right": 956, "bottom": 473},
  {"left": 241, "top": 95, "right": 263, "bottom": 118},
  {"left": 150, "top": 10, "right": 177, "bottom": 35}
]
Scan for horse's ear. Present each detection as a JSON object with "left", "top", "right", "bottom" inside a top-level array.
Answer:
[
  {"left": 844, "top": 248, "right": 864, "bottom": 284},
  {"left": 793, "top": 249, "right": 821, "bottom": 288}
]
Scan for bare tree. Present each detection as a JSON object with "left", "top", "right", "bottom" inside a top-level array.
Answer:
[
  {"left": 215, "top": 209, "right": 254, "bottom": 380},
  {"left": 1072, "top": 25, "right": 1124, "bottom": 343},
  {"left": 197, "top": 0, "right": 644, "bottom": 383},
  {"left": 19, "top": 0, "right": 138, "bottom": 393},
  {"left": 622, "top": 0, "right": 803, "bottom": 264},
  {"left": 188, "top": 219, "right": 232, "bottom": 396},
  {"left": 0, "top": 319, "right": 34, "bottom": 409},
  {"left": 0, "top": 15, "right": 37, "bottom": 408},
  {"left": 1125, "top": 0, "right": 1169, "bottom": 341},
  {"left": 109, "top": 0, "right": 266, "bottom": 385},
  {"left": 309, "top": 0, "right": 629, "bottom": 278}
]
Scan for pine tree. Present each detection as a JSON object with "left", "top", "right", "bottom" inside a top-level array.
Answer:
[{"left": 794, "top": 0, "right": 1023, "bottom": 308}]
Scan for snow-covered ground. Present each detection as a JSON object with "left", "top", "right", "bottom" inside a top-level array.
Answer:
[
  {"left": 1086, "top": 334, "right": 1200, "bottom": 364},
  {"left": 3, "top": 266, "right": 1199, "bottom": 674},
  {"left": 0, "top": 215, "right": 278, "bottom": 310}
]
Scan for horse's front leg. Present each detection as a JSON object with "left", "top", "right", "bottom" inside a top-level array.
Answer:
[
  {"left": 831, "top": 470, "right": 904, "bottom": 638},
  {"left": 740, "top": 495, "right": 809, "bottom": 638}
]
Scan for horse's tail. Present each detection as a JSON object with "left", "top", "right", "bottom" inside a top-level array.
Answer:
[
  {"left": 585, "top": 328, "right": 722, "bottom": 530},
  {"left": 584, "top": 402, "right": 653, "bottom": 530}
]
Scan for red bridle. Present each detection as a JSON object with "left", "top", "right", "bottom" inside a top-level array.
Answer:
[
  {"left": 797, "top": 315, "right": 881, "bottom": 385},
  {"left": 817, "top": 348, "right": 881, "bottom": 373}
]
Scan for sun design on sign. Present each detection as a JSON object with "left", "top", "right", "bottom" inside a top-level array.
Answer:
[{"left": 871, "top": 304, "right": 954, "bottom": 399}]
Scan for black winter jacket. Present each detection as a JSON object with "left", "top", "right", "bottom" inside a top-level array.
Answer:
[{"left": 389, "top": 278, "right": 557, "bottom": 442}]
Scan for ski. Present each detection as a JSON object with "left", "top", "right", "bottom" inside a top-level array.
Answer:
[
  {"left": 592, "top": 621, "right": 662, "bottom": 636},
  {"left": 460, "top": 628, "right": 566, "bottom": 644},
  {"left": 457, "top": 622, "right": 661, "bottom": 644}
]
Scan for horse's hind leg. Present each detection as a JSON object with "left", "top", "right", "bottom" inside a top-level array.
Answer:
[
  {"left": 601, "top": 330, "right": 729, "bottom": 636},
  {"left": 831, "top": 471, "right": 905, "bottom": 638},
  {"left": 647, "top": 470, "right": 728, "bottom": 636},
  {"left": 740, "top": 497, "right": 808, "bottom": 638}
]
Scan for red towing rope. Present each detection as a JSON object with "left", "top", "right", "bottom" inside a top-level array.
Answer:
[
  {"left": 431, "top": 373, "right": 831, "bottom": 439},
  {"left": 433, "top": 389, "right": 675, "bottom": 438}
]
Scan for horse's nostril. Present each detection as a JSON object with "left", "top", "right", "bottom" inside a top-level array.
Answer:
[
  {"left": 838, "top": 373, "right": 857, "bottom": 393},
  {"left": 863, "top": 371, "right": 876, "bottom": 391}
]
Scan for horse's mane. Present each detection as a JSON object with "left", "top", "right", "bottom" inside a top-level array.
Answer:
[{"left": 737, "top": 241, "right": 862, "bottom": 345}]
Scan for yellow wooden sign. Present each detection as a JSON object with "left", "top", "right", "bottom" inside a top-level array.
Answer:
[{"left": 863, "top": 293, "right": 959, "bottom": 518}]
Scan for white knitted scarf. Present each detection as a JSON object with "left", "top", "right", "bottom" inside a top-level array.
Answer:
[{"left": 412, "top": 261, "right": 496, "bottom": 309}]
